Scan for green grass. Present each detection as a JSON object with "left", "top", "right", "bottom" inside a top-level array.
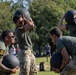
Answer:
[{"left": 11, "top": 56, "right": 59, "bottom": 75}]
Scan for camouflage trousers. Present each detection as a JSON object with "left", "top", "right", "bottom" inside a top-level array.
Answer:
[
  {"left": 17, "top": 49, "right": 38, "bottom": 75},
  {"left": 61, "top": 59, "right": 76, "bottom": 75}
]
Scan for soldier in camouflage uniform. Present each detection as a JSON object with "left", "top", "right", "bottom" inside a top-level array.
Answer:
[
  {"left": 13, "top": 9, "right": 38, "bottom": 75},
  {"left": 50, "top": 27, "right": 76, "bottom": 75},
  {"left": 0, "top": 30, "right": 18, "bottom": 75}
]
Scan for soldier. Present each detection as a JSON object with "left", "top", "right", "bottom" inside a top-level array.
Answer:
[
  {"left": 13, "top": 9, "right": 38, "bottom": 75},
  {"left": 58, "top": 10, "right": 76, "bottom": 37},
  {"left": 0, "top": 30, "right": 18, "bottom": 75},
  {"left": 44, "top": 43, "right": 51, "bottom": 62},
  {"left": 50, "top": 27, "right": 76, "bottom": 75}
]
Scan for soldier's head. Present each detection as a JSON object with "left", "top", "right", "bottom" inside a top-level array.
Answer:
[
  {"left": 1, "top": 30, "right": 15, "bottom": 46},
  {"left": 50, "top": 27, "right": 62, "bottom": 45},
  {"left": 13, "top": 9, "right": 30, "bottom": 28},
  {"left": 65, "top": 10, "right": 76, "bottom": 25}
]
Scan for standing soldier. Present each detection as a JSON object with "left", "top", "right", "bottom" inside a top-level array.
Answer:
[{"left": 13, "top": 9, "right": 38, "bottom": 75}]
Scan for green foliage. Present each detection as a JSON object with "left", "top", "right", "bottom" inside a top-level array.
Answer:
[
  {"left": 0, "top": 1, "right": 26, "bottom": 39},
  {"left": 28, "top": 0, "right": 76, "bottom": 55},
  {"left": 29, "top": 0, "right": 61, "bottom": 47},
  {"left": 0, "top": 2, "right": 15, "bottom": 38},
  {"left": 0, "top": 0, "right": 76, "bottom": 54}
]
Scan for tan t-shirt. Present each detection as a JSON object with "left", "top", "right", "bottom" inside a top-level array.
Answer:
[{"left": 0, "top": 41, "right": 9, "bottom": 59}]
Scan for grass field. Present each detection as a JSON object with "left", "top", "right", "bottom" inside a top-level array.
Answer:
[{"left": 11, "top": 56, "right": 59, "bottom": 75}]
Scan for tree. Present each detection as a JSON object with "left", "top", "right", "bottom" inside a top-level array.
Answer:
[
  {"left": 0, "top": 0, "right": 76, "bottom": 56},
  {"left": 29, "top": 0, "right": 76, "bottom": 56},
  {"left": 0, "top": 2, "right": 15, "bottom": 38}
]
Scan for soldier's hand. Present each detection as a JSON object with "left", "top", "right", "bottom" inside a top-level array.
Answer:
[
  {"left": 11, "top": 66, "right": 19, "bottom": 74},
  {"left": 23, "top": 17, "right": 34, "bottom": 26}
]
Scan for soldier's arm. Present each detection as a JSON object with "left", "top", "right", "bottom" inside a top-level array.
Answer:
[
  {"left": 58, "top": 14, "right": 66, "bottom": 30},
  {"left": 23, "top": 18, "right": 35, "bottom": 32},
  {"left": 0, "top": 60, "right": 12, "bottom": 72},
  {"left": 60, "top": 47, "right": 70, "bottom": 70},
  {"left": 0, "top": 61, "right": 17, "bottom": 73},
  {"left": 0, "top": 49, "right": 17, "bottom": 73},
  {"left": 0, "top": 49, "right": 12, "bottom": 72}
]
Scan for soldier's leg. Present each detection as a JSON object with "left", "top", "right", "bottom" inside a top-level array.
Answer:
[
  {"left": 60, "top": 60, "right": 76, "bottom": 75},
  {"left": 17, "top": 49, "right": 38, "bottom": 75},
  {"left": 19, "top": 53, "right": 31, "bottom": 75},
  {"left": 30, "top": 53, "right": 38, "bottom": 75},
  {"left": 17, "top": 50, "right": 31, "bottom": 75}
]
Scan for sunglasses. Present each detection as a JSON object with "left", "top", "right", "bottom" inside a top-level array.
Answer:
[{"left": 8, "top": 36, "right": 15, "bottom": 38}]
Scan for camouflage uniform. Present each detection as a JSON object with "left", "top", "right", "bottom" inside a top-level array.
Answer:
[
  {"left": 61, "top": 60, "right": 76, "bottom": 75},
  {"left": 0, "top": 41, "right": 9, "bottom": 75},
  {"left": 17, "top": 48, "right": 38, "bottom": 75},
  {"left": 15, "top": 28, "right": 38, "bottom": 75}
]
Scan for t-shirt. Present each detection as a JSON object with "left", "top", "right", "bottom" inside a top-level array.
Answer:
[
  {"left": 10, "top": 47, "right": 16, "bottom": 55},
  {"left": 0, "top": 41, "right": 9, "bottom": 58},
  {"left": 15, "top": 28, "right": 32, "bottom": 50},
  {"left": 56, "top": 36, "right": 76, "bottom": 58},
  {"left": 66, "top": 24, "right": 76, "bottom": 37},
  {"left": 44, "top": 45, "right": 51, "bottom": 52}
]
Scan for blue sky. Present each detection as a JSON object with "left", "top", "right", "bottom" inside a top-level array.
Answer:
[{"left": 1, "top": 0, "right": 34, "bottom": 10}]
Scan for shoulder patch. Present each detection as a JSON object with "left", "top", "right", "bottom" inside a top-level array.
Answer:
[{"left": 0, "top": 50, "right": 4, "bottom": 56}]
